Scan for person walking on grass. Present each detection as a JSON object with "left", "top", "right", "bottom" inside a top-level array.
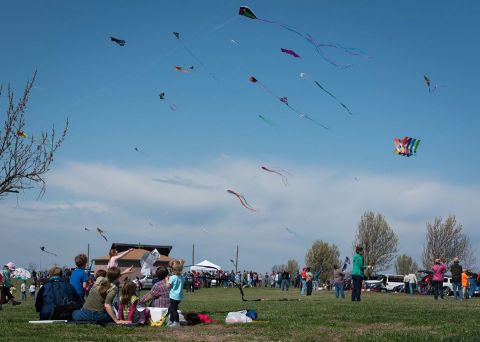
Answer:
[
  {"left": 333, "top": 265, "right": 345, "bottom": 299},
  {"left": 432, "top": 258, "right": 447, "bottom": 300},
  {"left": 21, "top": 281, "right": 26, "bottom": 301},
  {"left": 1, "top": 263, "right": 20, "bottom": 306},
  {"left": 408, "top": 273, "right": 417, "bottom": 294},
  {"left": 29, "top": 283, "right": 36, "bottom": 298},
  {"left": 351, "top": 246, "right": 367, "bottom": 302},
  {"left": 450, "top": 257, "right": 463, "bottom": 300},
  {"left": 461, "top": 269, "right": 469, "bottom": 300}
]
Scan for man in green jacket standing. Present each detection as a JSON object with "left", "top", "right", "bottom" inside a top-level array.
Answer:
[{"left": 351, "top": 246, "right": 366, "bottom": 301}]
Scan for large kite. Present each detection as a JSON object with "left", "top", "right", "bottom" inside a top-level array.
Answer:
[
  {"left": 261, "top": 166, "right": 288, "bottom": 186},
  {"left": 239, "top": 6, "right": 369, "bottom": 69},
  {"left": 250, "top": 76, "right": 329, "bottom": 130},
  {"left": 227, "top": 189, "right": 257, "bottom": 212},
  {"left": 300, "top": 73, "right": 353, "bottom": 115},
  {"left": 394, "top": 137, "right": 421, "bottom": 157}
]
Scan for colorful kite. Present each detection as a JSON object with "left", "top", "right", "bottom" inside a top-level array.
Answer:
[
  {"left": 239, "top": 6, "right": 369, "bottom": 69},
  {"left": 227, "top": 189, "right": 257, "bottom": 212},
  {"left": 40, "top": 246, "right": 58, "bottom": 257},
  {"left": 16, "top": 130, "right": 28, "bottom": 139},
  {"left": 175, "top": 65, "right": 194, "bottom": 73},
  {"left": 261, "top": 166, "right": 288, "bottom": 186},
  {"left": 424, "top": 75, "right": 444, "bottom": 93},
  {"left": 96, "top": 227, "right": 108, "bottom": 242},
  {"left": 110, "top": 36, "right": 125, "bottom": 46},
  {"left": 258, "top": 114, "right": 277, "bottom": 127},
  {"left": 250, "top": 76, "right": 329, "bottom": 130},
  {"left": 300, "top": 73, "right": 352, "bottom": 115},
  {"left": 281, "top": 48, "right": 300, "bottom": 58},
  {"left": 393, "top": 137, "right": 421, "bottom": 157}
]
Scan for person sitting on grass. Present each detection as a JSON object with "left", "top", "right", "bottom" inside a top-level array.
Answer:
[
  {"left": 35, "top": 266, "right": 81, "bottom": 320},
  {"left": 117, "top": 281, "right": 141, "bottom": 324},
  {"left": 166, "top": 259, "right": 185, "bottom": 327},
  {"left": 70, "top": 254, "right": 89, "bottom": 303},
  {"left": 72, "top": 267, "right": 129, "bottom": 324},
  {"left": 139, "top": 266, "right": 169, "bottom": 308}
]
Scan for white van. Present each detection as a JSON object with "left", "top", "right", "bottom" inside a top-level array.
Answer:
[{"left": 364, "top": 274, "right": 405, "bottom": 291}]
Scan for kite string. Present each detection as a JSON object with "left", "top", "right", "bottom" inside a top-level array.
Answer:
[{"left": 212, "top": 15, "right": 240, "bottom": 31}]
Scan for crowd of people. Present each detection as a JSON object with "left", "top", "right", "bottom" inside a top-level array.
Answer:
[{"left": 1, "top": 245, "right": 478, "bottom": 325}]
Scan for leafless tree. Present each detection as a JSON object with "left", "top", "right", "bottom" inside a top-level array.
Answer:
[
  {"left": 286, "top": 259, "right": 299, "bottom": 276},
  {"left": 305, "top": 240, "right": 340, "bottom": 282},
  {"left": 352, "top": 211, "right": 398, "bottom": 272},
  {"left": 422, "top": 215, "right": 476, "bottom": 270},
  {"left": 394, "top": 254, "right": 419, "bottom": 275},
  {"left": 0, "top": 71, "right": 68, "bottom": 197},
  {"left": 271, "top": 264, "right": 286, "bottom": 274}
]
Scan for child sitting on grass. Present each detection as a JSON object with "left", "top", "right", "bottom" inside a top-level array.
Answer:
[
  {"left": 166, "top": 259, "right": 185, "bottom": 327},
  {"left": 118, "top": 281, "right": 141, "bottom": 324}
]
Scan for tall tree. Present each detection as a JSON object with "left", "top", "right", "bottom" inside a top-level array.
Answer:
[
  {"left": 352, "top": 211, "right": 398, "bottom": 272},
  {"left": 305, "top": 240, "right": 340, "bottom": 282},
  {"left": 0, "top": 72, "right": 68, "bottom": 197},
  {"left": 394, "top": 254, "right": 419, "bottom": 275},
  {"left": 422, "top": 215, "right": 476, "bottom": 269}
]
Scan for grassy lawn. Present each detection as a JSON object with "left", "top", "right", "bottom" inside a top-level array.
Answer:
[{"left": 1, "top": 285, "right": 479, "bottom": 341}]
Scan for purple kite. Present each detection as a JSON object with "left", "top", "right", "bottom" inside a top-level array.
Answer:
[{"left": 281, "top": 48, "right": 300, "bottom": 58}]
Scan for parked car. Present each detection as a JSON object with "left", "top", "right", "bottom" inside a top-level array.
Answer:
[
  {"left": 364, "top": 274, "right": 405, "bottom": 291},
  {"left": 417, "top": 270, "right": 452, "bottom": 296}
]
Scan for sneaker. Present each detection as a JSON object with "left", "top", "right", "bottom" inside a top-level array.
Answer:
[{"left": 169, "top": 322, "right": 180, "bottom": 327}]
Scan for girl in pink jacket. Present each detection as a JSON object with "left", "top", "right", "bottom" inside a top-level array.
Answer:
[{"left": 431, "top": 258, "right": 447, "bottom": 300}]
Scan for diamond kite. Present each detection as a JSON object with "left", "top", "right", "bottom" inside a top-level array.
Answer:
[{"left": 110, "top": 36, "right": 126, "bottom": 46}]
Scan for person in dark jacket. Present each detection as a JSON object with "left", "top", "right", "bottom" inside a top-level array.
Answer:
[
  {"left": 450, "top": 257, "right": 463, "bottom": 300},
  {"left": 35, "top": 266, "right": 81, "bottom": 320}
]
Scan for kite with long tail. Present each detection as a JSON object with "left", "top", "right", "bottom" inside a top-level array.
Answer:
[
  {"left": 423, "top": 75, "right": 444, "bottom": 93},
  {"left": 250, "top": 76, "right": 329, "bottom": 130},
  {"left": 300, "top": 73, "right": 353, "bottom": 115},
  {"left": 227, "top": 189, "right": 257, "bottom": 212},
  {"left": 239, "top": 6, "right": 369, "bottom": 69},
  {"left": 96, "top": 227, "right": 108, "bottom": 242},
  {"left": 40, "top": 246, "right": 58, "bottom": 257},
  {"left": 261, "top": 166, "right": 288, "bottom": 186},
  {"left": 159, "top": 92, "right": 177, "bottom": 111},
  {"left": 173, "top": 32, "right": 218, "bottom": 81}
]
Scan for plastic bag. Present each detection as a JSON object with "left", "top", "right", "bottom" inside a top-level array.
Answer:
[{"left": 225, "top": 310, "right": 252, "bottom": 324}]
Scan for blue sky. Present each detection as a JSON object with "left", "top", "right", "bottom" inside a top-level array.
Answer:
[{"left": 1, "top": 1, "right": 479, "bottom": 272}]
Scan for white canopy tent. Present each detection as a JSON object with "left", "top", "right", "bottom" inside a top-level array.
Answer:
[{"left": 190, "top": 260, "right": 222, "bottom": 272}]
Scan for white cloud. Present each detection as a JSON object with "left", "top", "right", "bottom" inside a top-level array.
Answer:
[{"left": 0, "top": 156, "right": 479, "bottom": 272}]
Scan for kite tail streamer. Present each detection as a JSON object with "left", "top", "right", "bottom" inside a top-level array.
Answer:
[
  {"left": 313, "top": 81, "right": 353, "bottom": 115},
  {"left": 284, "top": 103, "right": 330, "bottom": 130}
]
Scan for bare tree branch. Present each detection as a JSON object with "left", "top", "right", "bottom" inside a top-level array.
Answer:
[
  {"left": 0, "top": 71, "right": 68, "bottom": 198},
  {"left": 394, "top": 254, "right": 419, "bottom": 274}
]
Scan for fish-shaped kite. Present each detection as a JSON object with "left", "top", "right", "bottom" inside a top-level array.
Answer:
[
  {"left": 227, "top": 189, "right": 257, "bottom": 212},
  {"left": 239, "top": 6, "right": 369, "bottom": 69},
  {"left": 261, "top": 166, "right": 288, "bottom": 186},
  {"left": 97, "top": 227, "right": 108, "bottom": 242},
  {"left": 110, "top": 36, "right": 126, "bottom": 46},
  {"left": 394, "top": 137, "right": 421, "bottom": 157},
  {"left": 40, "top": 246, "right": 58, "bottom": 256},
  {"left": 281, "top": 48, "right": 300, "bottom": 58}
]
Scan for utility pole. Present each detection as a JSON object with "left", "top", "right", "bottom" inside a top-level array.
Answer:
[
  {"left": 87, "top": 244, "right": 90, "bottom": 263},
  {"left": 192, "top": 243, "right": 195, "bottom": 266},
  {"left": 235, "top": 245, "right": 239, "bottom": 273}
]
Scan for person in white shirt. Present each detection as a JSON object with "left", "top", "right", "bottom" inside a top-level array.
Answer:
[
  {"left": 29, "top": 284, "right": 36, "bottom": 298},
  {"left": 407, "top": 273, "right": 417, "bottom": 294},
  {"left": 20, "top": 282, "right": 26, "bottom": 301}
]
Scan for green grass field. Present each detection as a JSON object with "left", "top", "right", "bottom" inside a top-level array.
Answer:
[{"left": 1, "top": 286, "right": 479, "bottom": 341}]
